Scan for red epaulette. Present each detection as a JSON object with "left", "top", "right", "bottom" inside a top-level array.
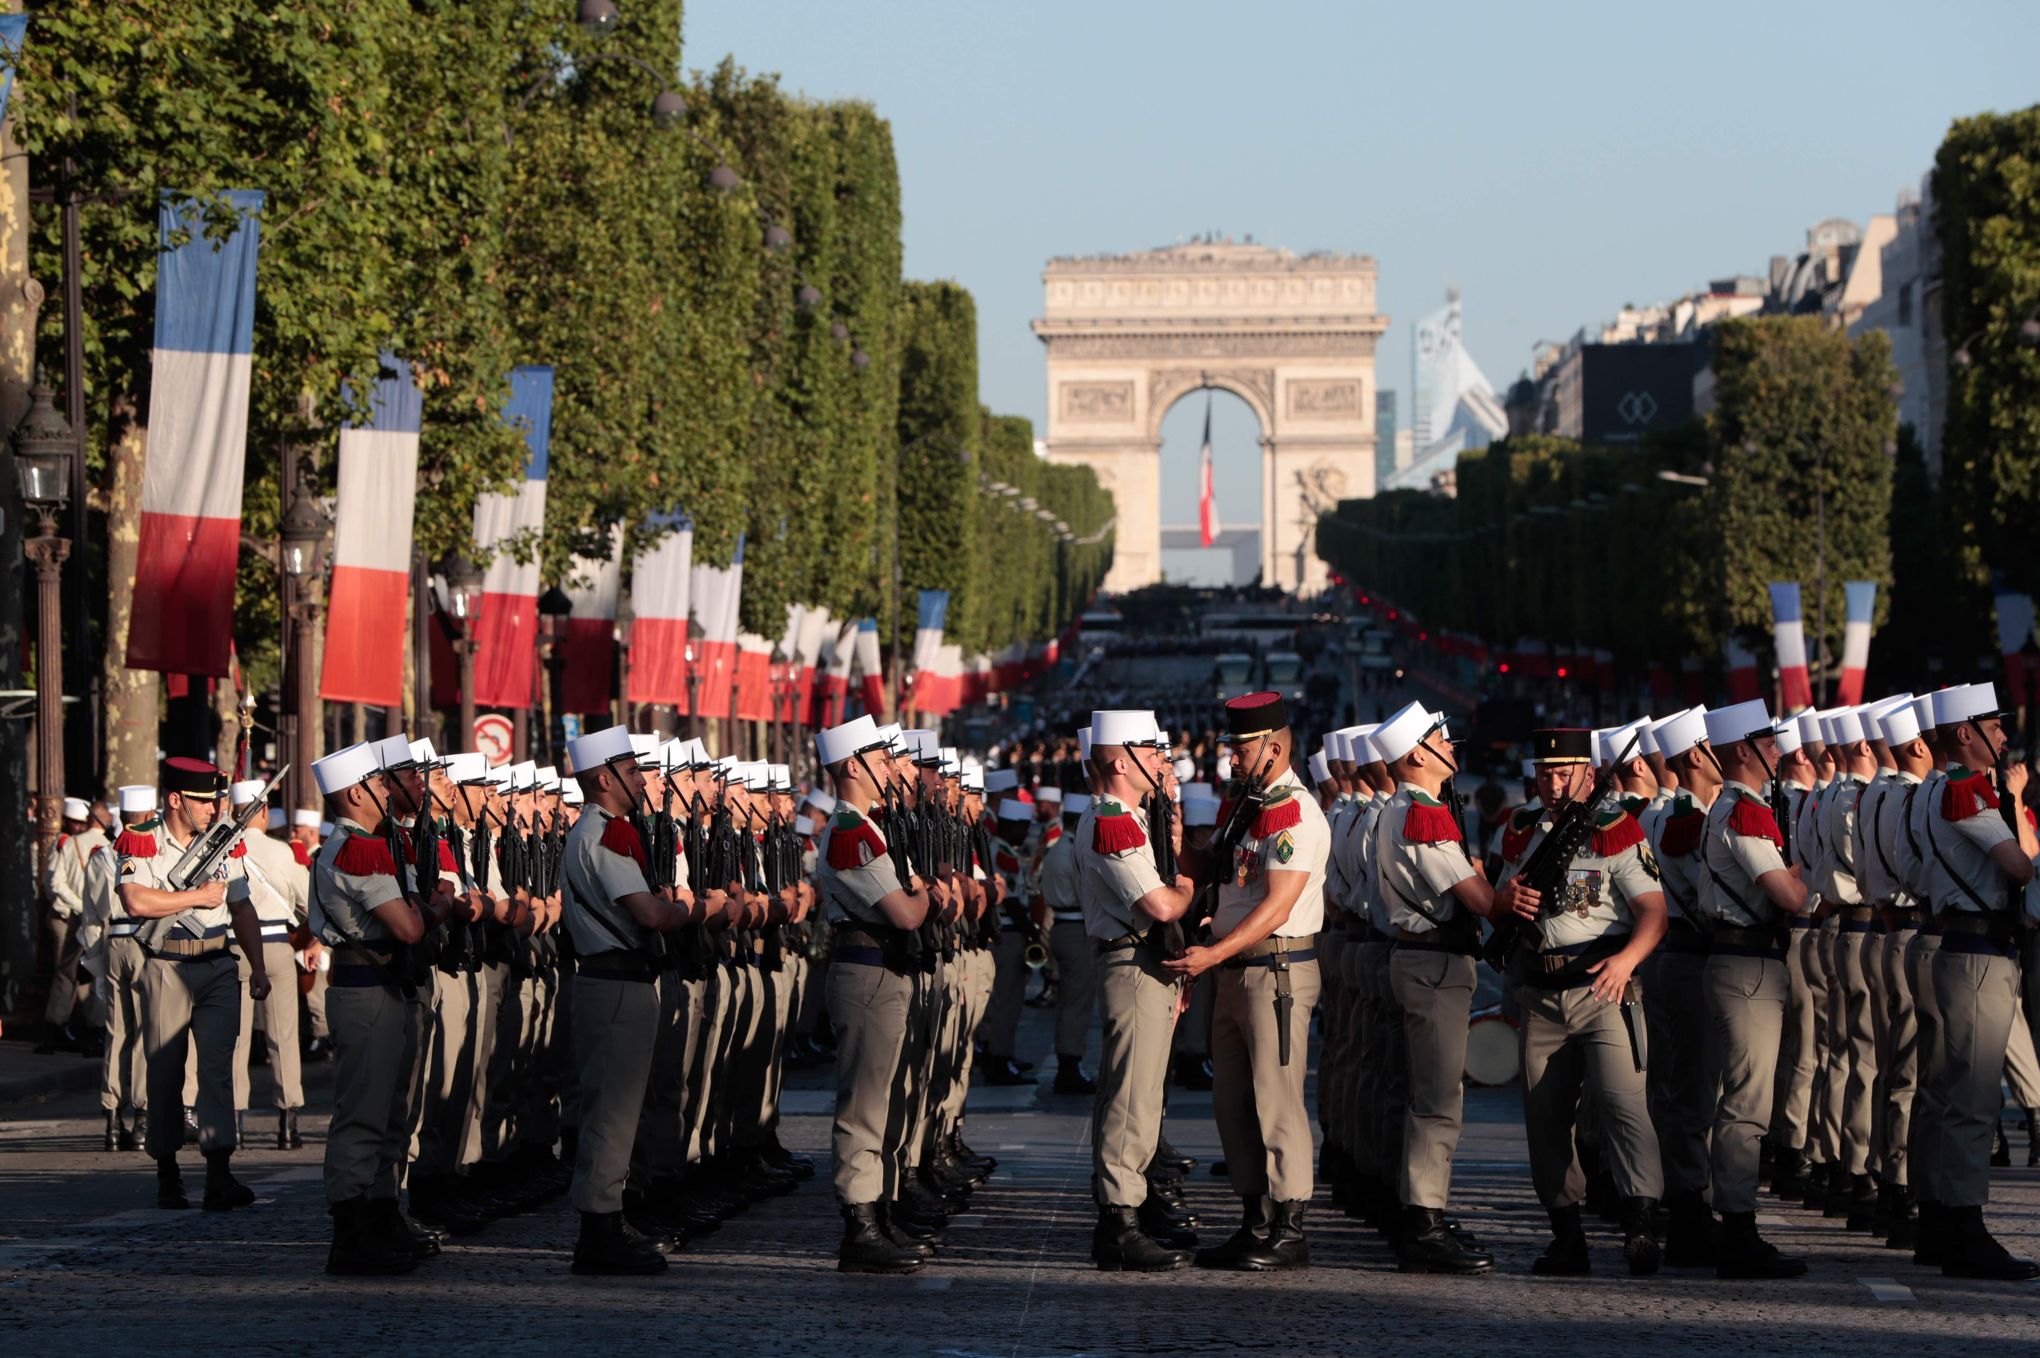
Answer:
[
  {"left": 114, "top": 829, "right": 158, "bottom": 859},
  {"left": 995, "top": 848, "right": 1022, "bottom": 874},
  {"left": 1042, "top": 825, "right": 1062, "bottom": 847},
  {"left": 1501, "top": 822, "right": 1535, "bottom": 862},
  {"left": 1402, "top": 798, "right": 1462, "bottom": 844},
  {"left": 600, "top": 815, "right": 648, "bottom": 870},
  {"left": 1251, "top": 795, "right": 1303, "bottom": 839},
  {"left": 827, "top": 817, "right": 888, "bottom": 870},
  {"left": 438, "top": 841, "right": 458, "bottom": 872},
  {"left": 1092, "top": 808, "right": 1147, "bottom": 854},
  {"left": 1658, "top": 808, "right": 1705, "bottom": 859},
  {"left": 334, "top": 834, "right": 397, "bottom": 878},
  {"left": 290, "top": 841, "right": 311, "bottom": 867},
  {"left": 228, "top": 837, "right": 247, "bottom": 859},
  {"left": 1941, "top": 770, "right": 2000, "bottom": 822},
  {"left": 1590, "top": 813, "right": 1646, "bottom": 857},
  {"left": 1727, "top": 797, "right": 1784, "bottom": 848}
]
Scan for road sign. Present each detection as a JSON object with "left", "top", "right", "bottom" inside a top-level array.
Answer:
[{"left": 474, "top": 713, "right": 514, "bottom": 767}]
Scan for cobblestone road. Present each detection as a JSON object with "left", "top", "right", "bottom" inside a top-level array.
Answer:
[{"left": 4, "top": 1005, "right": 2039, "bottom": 1356}]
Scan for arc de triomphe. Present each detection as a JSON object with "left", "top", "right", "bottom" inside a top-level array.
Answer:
[{"left": 1033, "top": 240, "right": 1387, "bottom": 594}]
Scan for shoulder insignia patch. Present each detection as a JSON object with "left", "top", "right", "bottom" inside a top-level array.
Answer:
[{"left": 1269, "top": 829, "right": 1297, "bottom": 865}]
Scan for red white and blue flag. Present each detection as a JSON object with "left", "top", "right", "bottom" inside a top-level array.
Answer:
[
  {"left": 560, "top": 526, "right": 622, "bottom": 715},
  {"left": 128, "top": 192, "right": 264, "bottom": 675},
  {"left": 471, "top": 367, "right": 552, "bottom": 708},
  {"left": 688, "top": 535, "right": 744, "bottom": 719},
  {"left": 1836, "top": 581, "right": 1877, "bottom": 706},
  {"left": 321, "top": 353, "right": 422, "bottom": 706},
  {"left": 1198, "top": 394, "right": 1217, "bottom": 548},
  {"left": 1767, "top": 582, "right": 1811, "bottom": 713},
  {"left": 854, "top": 618, "right": 885, "bottom": 717},
  {"left": 626, "top": 512, "right": 692, "bottom": 707}
]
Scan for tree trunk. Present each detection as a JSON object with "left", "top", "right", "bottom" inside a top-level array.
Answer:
[
  {"left": 101, "top": 402, "right": 159, "bottom": 790},
  {"left": 212, "top": 667, "right": 240, "bottom": 775}
]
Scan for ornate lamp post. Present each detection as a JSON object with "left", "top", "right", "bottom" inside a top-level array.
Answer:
[
  {"left": 537, "top": 585, "right": 573, "bottom": 763},
  {"left": 278, "top": 444, "right": 330, "bottom": 815},
  {"left": 15, "top": 380, "right": 73, "bottom": 873},
  {"left": 441, "top": 553, "right": 483, "bottom": 751}
]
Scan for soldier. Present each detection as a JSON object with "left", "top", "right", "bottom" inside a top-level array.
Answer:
[
  {"left": 1917, "top": 682, "right": 2038, "bottom": 1279},
  {"left": 1038, "top": 789, "right": 1096, "bottom": 1102},
  {"left": 1697, "top": 699, "right": 1811, "bottom": 1279},
  {"left": 1639, "top": 707, "right": 1721, "bottom": 1266},
  {"left": 556, "top": 723, "right": 695, "bottom": 1275},
  {"left": 814, "top": 714, "right": 942, "bottom": 1273},
  {"left": 36, "top": 796, "right": 105, "bottom": 1054},
  {"left": 1491, "top": 728, "right": 1666, "bottom": 1276},
  {"left": 1769, "top": 711, "right": 1823, "bottom": 1199},
  {"left": 95, "top": 787, "right": 157, "bottom": 1149},
  {"left": 228, "top": 778, "right": 310, "bottom": 1149},
  {"left": 1168, "top": 692, "right": 1330, "bottom": 1272},
  {"left": 1363, "top": 700, "right": 1495, "bottom": 1274},
  {"left": 120, "top": 757, "right": 269, "bottom": 1212},
  {"left": 980, "top": 768, "right": 1033, "bottom": 1085},
  {"left": 1078, "top": 709, "right": 1200, "bottom": 1270},
  {"left": 1814, "top": 707, "right": 1879, "bottom": 1223}
]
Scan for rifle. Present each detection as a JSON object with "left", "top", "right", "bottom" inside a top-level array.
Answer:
[
  {"left": 164, "top": 764, "right": 291, "bottom": 891},
  {"left": 1770, "top": 775, "right": 1796, "bottom": 867},
  {"left": 1480, "top": 733, "right": 1638, "bottom": 970},
  {"left": 1202, "top": 751, "right": 1278, "bottom": 888},
  {"left": 1143, "top": 789, "right": 1188, "bottom": 959}
]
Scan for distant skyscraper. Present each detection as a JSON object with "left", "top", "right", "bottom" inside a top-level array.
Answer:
[
  {"left": 1390, "top": 289, "right": 1507, "bottom": 492},
  {"left": 1375, "top": 389, "right": 1398, "bottom": 491}
]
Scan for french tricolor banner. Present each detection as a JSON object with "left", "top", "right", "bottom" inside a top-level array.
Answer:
[
  {"left": 625, "top": 513, "right": 692, "bottom": 706},
  {"left": 1996, "top": 591, "right": 2035, "bottom": 711},
  {"left": 911, "top": 590, "right": 949, "bottom": 675},
  {"left": 1767, "top": 582, "right": 1811, "bottom": 712},
  {"left": 320, "top": 353, "right": 421, "bottom": 706},
  {"left": 688, "top": 535, "right": 744, "bottom": 720},
  {"left": 560, "top": 527, "right": 622, "bottom": 715},
  {"left": 785, "top": 604, "right": 832, "bottom": 725},
  {"left": 1725, "top": 635, "right": 1761, "bottom": 703},
  {"left": 471, "top": 366, "right": 553, "bottom": 709},
  {"left": 1836, "top": 580, "right": 1877, "bottom": 706},
  {"left": 733, "top": 631, "right": 773, "bottom": 722},
  {"left": 853, "top": 618, "right": 885, "bottom": 717},
  {"left": 820, "top": 619, "right": 859, "bottom": 726},
  {"left": 127, "top": 192, "right": 264, "bottom": 676}
]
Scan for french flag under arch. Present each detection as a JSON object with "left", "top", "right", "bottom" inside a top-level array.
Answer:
[
  {"left": 127, "top": 191, "right": 264, "bottom": 676},
  {"left": 625, "top": 513, "right": 692, "bottom": 707},
  {"left": 471, "top": 367, "right": 553, "bottom": 709},
  {"left": 320, "top": 353, "right": 422, "bottom": 706},
  {"left": 688, "top": 535, "right": 744, "bottom": 719},
  {"left": 1835, "top": 581, "right": 1877, "bottom": 706},
  {"left": 559, "top": 527, "right": 622, "bottom": 715},
  {"left": 1767, "top": 582, "right": 1811, "bottom": 712}
]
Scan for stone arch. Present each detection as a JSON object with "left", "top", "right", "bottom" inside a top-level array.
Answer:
[{"left": 1034, "top": 240, "right": 1387, "bottom": 593}]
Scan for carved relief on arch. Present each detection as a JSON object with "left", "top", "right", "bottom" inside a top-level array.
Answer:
[{"left": 1145, "top": 366, "right": 1275, "bottom": 436}]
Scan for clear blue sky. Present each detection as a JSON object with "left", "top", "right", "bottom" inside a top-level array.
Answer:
[{"left": 683, "top": 0, "right": 2038, "bottom": 580}]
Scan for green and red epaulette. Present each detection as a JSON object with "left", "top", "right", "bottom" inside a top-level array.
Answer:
[
  {"left": 1658, "top": 797, "right": 1705, "bottom": 858},
  {"left": 1042, "top": 824, "right": 1062, "bottom": 847},
  {"left": 1941, "top": 768, "right": 1999, "bottom": 822},
  {"left": 1501, "top": 804, "right": 1540, "bottom": 862},
  {"left": 334, "top": 833, "right": 397, "bottom": 878},
  {"left": 995, "top": 847, "right": 1023, "bottom": 874},
  {"left": 600, "top": 814, "right": 648, "bottom": 870},
  {"left": 1093, "top": 800, "right": 1147, "bottom": 854},
  {"left": 114, "top": 825, "right": 159, "bottom": 859},
  {"left": 1727, "top": 796, "right": 1783, "bottom": 848},
  {"left": 1402, "top": 790, "right": 1462, "bottom": 844},
  {"left": 1214, "top": 788, "right": 1305, "bottom": 841},
  {"left": 291, "top": 840, "right": 311, "bottom": 868},
  {"left": 1589, "top": 808, "right": 1645, "bottom": 857},
  {"left": 827, "top": 811, "right": 887, "bottom": 870}
]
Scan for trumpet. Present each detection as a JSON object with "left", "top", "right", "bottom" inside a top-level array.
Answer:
[{"left": 1023, "top": 938, "right": 1049, "bottom": 970}]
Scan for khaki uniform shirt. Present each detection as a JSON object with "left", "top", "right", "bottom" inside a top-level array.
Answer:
[
  {"left": 310, "top": 818, "right": 405, "bottom": 946},
  {"left": 1037, "top": 831, "right": 1081, "bottom": 920},
  {"left": 1924, "top": 766, "right": 2017, "bottom": 917},
  {"left": 1075, "top": 797, "right": 1166, "bottom": 941},
  {"left": 1373, "top": 782, "right": 1477, "bottom": 936},
  {"left": 47, "top": 826, "right": 108, "bottom": 919},
  {"left": 561, "top": 805, "right": 654, "bottom": 954},
  {"left": 1648, "top": 789, "right": 1712, "bottom": 927},
  {"left": 1699, "top": 781, "right": 1791, "bottom": 927},
  {"left": 816, "top": 802, "right": 904, "bottom": 928},
  {"left": 1854, "top": 772, "right": 1911, "bottom": 907},
  {"left": 1819, "top": 773, "right": 1864, "bottom": 905},
  {"left": 121, "top": 820, "right": 250, "bottom": 940},
  {"left": 1496, "top": 807, "right": 1660, "bottom": 950},
  {"left": 241, "top": 831, "right": 309, "bottom": 926},
  {"left": 1212, "top": 770, "right": 1330, "bottom": 941}
]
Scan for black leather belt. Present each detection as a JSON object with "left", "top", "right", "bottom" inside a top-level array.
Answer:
[
  {"left": 577, "top": 948, "right": 655, "bottom": 983},
  {"left": 835, "top": 945, "right": 887, "bottom": 968},
  {"left": 1711, "top": 924, "right": 1788, "bottom": 959},
  {"left": 1224, "top": 946, "right": 1317, "bottom": 970},
  {"left": 1940, "top": 913, "right": 2016, "bottom": 945},
  {"left": 330, "top": 964, "right": 388, "bottom": 988},
  {"left": 1662, "top": 920, "right": 1712, "bottom": 956}
]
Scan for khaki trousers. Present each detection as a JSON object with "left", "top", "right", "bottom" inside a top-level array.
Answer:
[
  {"left": 1704, "top": 951, "right": 1788, "bottom": 1214},
  {"left": 1879, "top": 926, "right": 1919, "bottom": 1185},
  {"left": 45, "top": 912, "right": 92, "bottom": 1026},
  {"left": 932, "top": 952, "right": 977, "bottom": 1143},
  {"left": 463, "top": 961, "right": 505, "bottom": 1167},
  {"left": 828, "top": 959, "right": 915, "bottom": 1205},
  {"left": 568, "top": 974, "right": 659, "bottom": 1214},
  {"left": 1775, "top": 924, "right": 1821, "bottom": 1151},
  {"left": 1092, "top": 943, "right": 1178, "bottom": 1206},
  {"left": 723, "top": 959, "right": 771, "bottom": 1151},
  {"left": 1050, "top": 920, "right": 1098, "bottom": 1060},
  {"left": 695, "top": 959, "right": 737, "bottom": 1161},
  {"left": 983, "top": 929, "right": 1027, "bottom": 1058},
  {"left": 532, "top": 959, "right": 568, "bottom": 1146},
  {"left": 633, "top": 970, "right": 691, "bottom": 1183},
  {"left": 410, "top": 967, "right": 476, "bottom": 1176},
  {"left": 1390, "top": 947, "right": 1473, "bottom": 1210},
  {"left": 1315, "top": 930, "right": 1350, "bottom": 1150},
  {"left": 1904, "top": 930, "right": 1946, "bottom": 1195},
  {"left": 141, "top": 953, "right": 242, "bottom": 1158},
  {"left": 675, "top": 973, "right": 713, "bottom": 1165},
  {"left": 100, "top": 935, "right": 150, "bottom": 1113},
  {"left": 325, "top": 982, "right": 419, "bottom": 1202},
  {"left": 899, "top": 964, "right": 941, "bottom": 1173},
  {"left": 1928, "top": 944, "right": 2021, "bottom": 1207},
  {"left": 1836, "top": 926, "right": 1880, "bottom": 1176},
  {"left": 232, "top": 941, "right": 304, "bottom": 1112},
  {"left": 1213, "top": 955, "right": 1321, "bottom": 1202},
  {"left": 1356, "top": 939, "right": 1402, "bottom": 1186},
  {"left": 303, "top": 966, "right": 330, "bottom": 1039},
  {"left": 2004, "top": 996, "right": 2040, "bottom": 1107},
  {"left": 476, "top": 963, "right": 524, "bottom": 1162},
  {"left": 1814, "top": 921, "right": 1846, "bottom": 1166},
  {"left": 1521, "top": 981, "right": 1663, "bottom": 1207},
  {"left": 1643, "top": 945, "right": 1715, "bottom": 1199}
]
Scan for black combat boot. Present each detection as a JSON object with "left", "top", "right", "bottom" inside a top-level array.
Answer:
[
  {"left": 1844, "top": 1173, "right": 1879, "bottom": 1231},
  {"left": 1883, "top": 1189, "right": 1917, "bottom": 1251},
  {"left": 1715, "top": 1210, "right": 1805, "bottom": 1279},
  {"left": 839, "top": 1203, "right": 923, "bottom": 1274},
  {"left": 279, "top": 1108, "right": 302, "bottom": 1151},
  {"left": 409, "top": 1172, "right": 487, "bottom": 1236},
  {"left": 1235, "top": 1200, "right": 1309, "bottom": 1271},
  {"left": 1396, "top": 1205, "right": 1494, "bottom": 1274},
  {"left": 1991, "top": 1122, "right": 2011, "bottom": 1168},
  {"left": 202, "top": 1149, "right": 255, "bottom": 1211},
  {"left": 117, "top": 1108, "right": 139, "bottom": 1152},
  {"left": 1053, "top": 1054, "right": 1097, "bottom": 1096},
  {"left": 326, "top": 1197, "right": 417, "bottom": 1276},
  {"left": 1171, "top": 1053, "right": 1214, "bottom": 1090},
  {"left": 1152, "top": 1131, "right": 1196, "bottom": 1175},
  {"left": 1094, "top": 1205, "right": 1192, "bottom": 1271},
  {"left": 621, "top": 1187, "right": 683, "bottom": 1254},
  {"left": 366, "top": 1195, "right": 442, "bottom": 1260},
  {"left": 1769, "top": 1145, "right": 1809, "bottom": 1201},
  {"left": 1938, "top": 1205, "right": 2040, "bottom": 1281},
  {"left": 1138, "top": 1195, "right": 1198, "bottom": 1251},
  {"left": 877, "top": 1202, "right": 936, "bottom": 1261},
  {"left": 1194, "top": 1195, "right": 1273, "bottom": 1268},
  {"left": 104, "top": 1109, "right": 119, "bottom": 1153},
  {"left": 1911, "top": 1199, "right": 1945, "bottom": 1266},
  {"left": 155, "top": 1156, "right": 190, "bottom": 1210},
  {"left": 1823, "top": 1169, "right": 1856, "bottom": 1219},
  {"left": 571, "top": 1209, "right": 667, "bottom": 1276},
  {"left": 1531, "top": 1204, "right": 1591, "bottom": 1276},
  {"left": 1622, "top": 1197, "right": 1661, "bottom": 1276},
  {"left": 981, "top": 1055, "right": 1030, "bottom": 1086},
  {"left": 2026, "top": 1108, "right": 2040, "bottom": 1168},
  {"left": 1662, "top": 1192, "right": 1718, "bottom": 1268}
]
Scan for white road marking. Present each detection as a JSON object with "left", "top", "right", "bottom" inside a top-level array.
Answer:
[
  {"left": 1859, "top": 1276, "right": 1914, "bottom": 1303},
  {"left": 1757, "top": 1214, "right": 1789, "bottom": 1228},
  {"left": 914, "top": 1276, "right": 953, "bottom": 1291}
]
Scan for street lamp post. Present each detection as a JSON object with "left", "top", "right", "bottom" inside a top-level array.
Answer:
[
  {"left": 278, "top": 441, "right": 331, "bottom": 816},
  {"left": 538, "top": 585, "right": 573, "bottom": 764},
  {"left": 442, "top": 553, "right": 483, "bottom": 752},
  {"left": 15, "top": 381, "right": 74, "bottom": 877}
]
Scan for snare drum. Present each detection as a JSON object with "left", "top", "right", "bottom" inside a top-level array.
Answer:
[{"left": 1464, "top": 1011, "right": 1521, "bottom": 1087}]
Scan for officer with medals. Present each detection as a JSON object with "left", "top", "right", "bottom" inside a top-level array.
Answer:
[
  {"left": 558, "top": 723, "right": 698, "bottom": 1276},
  {"left": 119, "top": 757, "right": 268, "bottom": 1213},
  {"left": 1491, "top": 729, "right": 1666, "bottom": 1276},
  {"left": 1696, "top": 699, "right": 1811, "bottom": 1280},
  {"left": 1165, "top": 692, "right": 1329, "bottom": 1272},
  {"left": 813, "top": 714, "right": 943, "bottom": 1274},
  {"left": 1078, "top": 710, "right": 1199, "bottom": 1270}
]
